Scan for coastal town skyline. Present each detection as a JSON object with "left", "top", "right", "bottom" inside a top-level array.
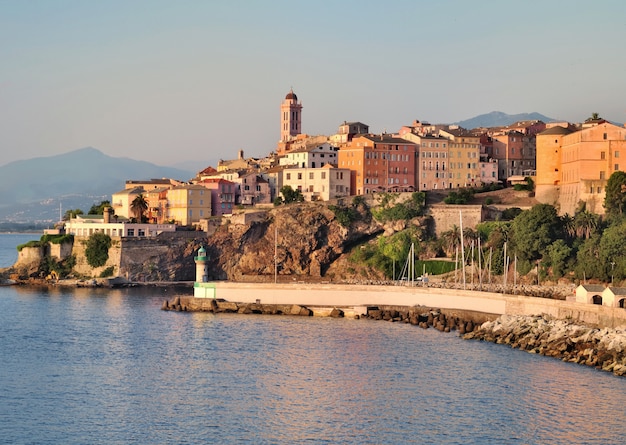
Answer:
[{"left": 2, "top": 0, "right": 626, "bottom": 168}]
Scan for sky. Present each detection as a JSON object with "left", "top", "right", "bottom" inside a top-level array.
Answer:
[{"left": 2, "top": 0, "right": 626, "bottom": 169}]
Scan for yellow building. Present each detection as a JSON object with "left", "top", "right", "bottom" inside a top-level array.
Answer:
[
  {"left": 439, "top": 128, "right": 481, "bottom": 188},
  {"left": 166, "top": 184, "right": 212, "bottom": 226},
  {"left": 111, "top": 186, "right": 144, "bottom": 219},
  {"left": 536, "top": 122, "right": 626, "bottom": 215}
]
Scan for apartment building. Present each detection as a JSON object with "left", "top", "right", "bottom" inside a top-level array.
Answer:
[
  {"left": 279, "top": 138, "right": 339, "bottom": 168},
  {"left": 282, "top": 165, "right": 351, "bottom": 201},
  {"left": 491, "top": 131, "right": 536, "bottom": 182},
  {"left": 439, "top": 128, "right": 482, "bottom": 188},
  {"left": 338, "top": 134, "right": 417, "bottom": 195},
  {"left": 197, "top": 178, "right": 237, "bottom": 216},
  {"left": 536, "top": 122, "right": 626, "bottom": 215},
  {"left": 166, "top": 184, "right": 212, "bottom": 226},
  {"left": 111, "top": 186, "right": 144, "bottom": 219}
]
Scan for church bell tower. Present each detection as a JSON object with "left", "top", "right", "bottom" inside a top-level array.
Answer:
[{"left": 280, "top": 88, "right": 302, "bottom": 142}]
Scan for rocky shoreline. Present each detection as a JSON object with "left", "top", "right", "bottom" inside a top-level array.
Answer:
[{"left": 464, "top": 314, "right": 626, "bottom": 377}]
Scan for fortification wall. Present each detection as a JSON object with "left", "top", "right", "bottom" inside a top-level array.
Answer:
[
  {"left": 71, "top": 236, "right": 122, "bottom": 278},
  {"left": 429, "top": 204, "right": 485, "bottom": 235}
]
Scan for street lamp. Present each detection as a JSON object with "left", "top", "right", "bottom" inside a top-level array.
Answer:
[{"left": 611, "top": 261, "right": 615, "bottom": 286}]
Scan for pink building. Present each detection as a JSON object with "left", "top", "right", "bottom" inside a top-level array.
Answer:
[{"left": 198, "top": 178, "right": 237, "bottom": 216}]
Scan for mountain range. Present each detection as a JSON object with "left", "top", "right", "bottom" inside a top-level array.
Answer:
[
  {"left": 0, "top": 147, "right": 195, "bottom": 225},
  {"left": 454, "top": 111, "right": 555, "bottom": 129},
  {"left": 0, "top": 111, "right": 559, "bottom": 226}
]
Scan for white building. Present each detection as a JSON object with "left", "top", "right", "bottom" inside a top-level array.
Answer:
[
  {"left": 65, "top": 214, "right": 176, "bottom": 238},
  {"left": 279, "top": 139, "right": 339, "bottom": 169},
  {"left": 282, "top": 165, "right": 351, "bottom": 201}
]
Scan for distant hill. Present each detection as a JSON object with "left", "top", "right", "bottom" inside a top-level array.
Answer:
[
  {"left": 454, "top": 111, "right": 556, "bottom": 129},
  {"left": 0, "top": 147, "right": 195, "bottom": 223}
]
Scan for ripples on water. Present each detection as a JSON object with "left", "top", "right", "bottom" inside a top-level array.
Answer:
[{"left": 1, "top": 285, "right": 626, "bottom": 445}]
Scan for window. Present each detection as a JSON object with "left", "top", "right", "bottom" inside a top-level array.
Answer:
[
  {"left": 616, "top": 151, "right": 620, "bottom": 158},
  {"left": 603, "top": 133, "right": 607, "bottom": 140},
  {"left": 601, "top": 151, "right": 606, "bottom": 160},
  {"left": 616, "top": 164, "right": 620, "bottom": 171},
  {"left": 600, "top": 171, "right": 606, "bottom": 180},
  {"left": 298, "top": 173, "right": 302, "bottom": 180},
  {"left": 127, "top": 229, "right": 134, "bottom": 236},
  {"left": 322, "top": 172, "right": 326, "bottom": 179},
  {"left": 286, "top": 173, "right": 291, "bottom": 180},
  {"left": 309, "top": 172, "right": 314, "bottom": 180}
]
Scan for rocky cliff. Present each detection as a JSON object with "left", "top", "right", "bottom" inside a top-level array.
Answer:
[{"left": 206, "top": 200, "right": 382, "bottom": 282}]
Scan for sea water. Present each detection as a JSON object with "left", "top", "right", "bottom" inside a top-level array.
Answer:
[{"left": 1, "top": 234, "right": 625, "bottom": 444}]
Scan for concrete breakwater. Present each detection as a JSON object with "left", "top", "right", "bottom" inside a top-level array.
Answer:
[
  {"left": 464, "top": 314, "right": 626, "bottom": 377},
  {"left": 162, "top": 296, "right": 498, "bottom": 334}
]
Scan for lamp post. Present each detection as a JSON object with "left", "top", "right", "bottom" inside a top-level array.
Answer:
[{"left": 611, "top": 261, "right": 615, "bottom": 286}]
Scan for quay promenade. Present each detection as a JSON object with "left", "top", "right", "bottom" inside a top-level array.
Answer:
[{"left": 205, "top": 281, "right": 626, "bottom": 328}]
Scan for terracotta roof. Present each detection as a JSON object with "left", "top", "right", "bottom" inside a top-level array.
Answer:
[{"left": 538, "top": 126, "right": 574, "bottom": 136}]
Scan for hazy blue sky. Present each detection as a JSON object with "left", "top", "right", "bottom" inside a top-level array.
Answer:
[{"left": 2, "top": 0, "right": 625, "bottom": 168}]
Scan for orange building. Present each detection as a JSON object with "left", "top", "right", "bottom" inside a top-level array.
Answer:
[
  {"left": 536, "top": 122, "right": 626, "bottom": 215},
  {"left": 338, "top": 134, "right": 417, "bottom": 195}
]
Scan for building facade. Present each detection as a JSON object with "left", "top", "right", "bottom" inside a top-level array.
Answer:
[
  {"left": 282, "top": 165, "right": 351, "bottom": 201},
  {"left": 338, "top": 134, "right": 418, "bottom": 195},
  {"left": 166, "top": 184, "right": 212, "bottom": 226},
  {"left": 536, "top": 122, "right": 626, "bottom": 215},
  {"left": 439, "top": 128, "right": 482, "bottom": 188}
]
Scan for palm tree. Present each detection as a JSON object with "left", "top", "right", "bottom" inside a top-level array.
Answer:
[
  {"left": 131, "top": 194, "right": 149, "bottom": 223},
  {"left": 440, "top": 225, "right": 461, "bottom": 257},
  {"left": 574, "top": 210, "right": 599, "bottom": 239}
]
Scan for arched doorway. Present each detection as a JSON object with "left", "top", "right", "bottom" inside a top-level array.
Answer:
[
  {"left": 619, "top": 298, "right": 626, "bottom": 309},
  {"left": 592, "top": 295, "right": 602, "bottom": 305}
]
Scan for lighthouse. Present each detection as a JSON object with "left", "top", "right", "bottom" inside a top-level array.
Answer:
[{"left": 193, "top": 246, "right": 215, "bottom": 298}]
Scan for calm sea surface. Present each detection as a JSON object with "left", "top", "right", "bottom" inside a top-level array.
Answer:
[{"left": 1, "top": 234, "right": 626, "bottom": 444}]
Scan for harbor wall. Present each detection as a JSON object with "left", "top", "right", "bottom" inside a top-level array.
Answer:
[{"left": 201, "top": 282, "right": 626, "bottom": 328}]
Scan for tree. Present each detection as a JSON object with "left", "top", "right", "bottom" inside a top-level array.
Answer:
[
  {"left": 279, "top": 186, "right": 304, "bottom": 204},
  {"left": 88, "top": 200, "right": 111, "bottom": 215},
  {"left": 545, "top": 239, "right": 572, "bottom": 279},
  {"left": 574, "top": 234, "right": 604, "bottom": 281},
  {"left": 63, "top": 209, "right": 83, "bottom": 221},
  {"left": 440, "top": 225, "right": 461, "bottom": 257},
  {"left": 510, "top": 204, "right": 563, "bottom": 264},
  {"left": 598, "top": 221, "right": 626, "bottom": 282},
  {"left": 131, "top": 194, "right": 149, "bottom": 222},
  {"left": 604, "top": 171, "right": 626, "bottom": 218},
  {"left": 573, "top": 210, "right": 600, "bottom": 239}
]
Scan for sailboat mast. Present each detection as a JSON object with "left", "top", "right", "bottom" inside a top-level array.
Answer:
[{"left": 460, "top": 211, "right": 466, "bottom": 290}]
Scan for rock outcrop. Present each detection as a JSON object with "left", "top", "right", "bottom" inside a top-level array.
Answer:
[
  {"left": 464, "top": 314, "right": 626, "bottom": 376},
  {"left": 206, "top": 201, "right": 382, "bottom": 281}
]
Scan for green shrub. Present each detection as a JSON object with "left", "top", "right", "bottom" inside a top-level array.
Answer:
[
  {"left": 17, "top": 240, "right": 44, "bottom": 251},
  {"left": 99, "top": 266, "right": 115, "bottom": 278},
  {"left": 84, "top": 232, "right": 112, "bottom": 268}
]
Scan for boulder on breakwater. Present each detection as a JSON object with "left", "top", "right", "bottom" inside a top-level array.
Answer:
[
  {"left": 362, "top": 306, "right": 488, "bottom": 334},
  {"left": 161, "top": 297, "right": 313, "bottom": 316},
  {"left": 464, "top": 314, "right": 626, "bottom": 377}
]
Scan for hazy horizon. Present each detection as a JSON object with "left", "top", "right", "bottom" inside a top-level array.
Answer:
[{"left": 2, "top": 0, "right": 625, "bottom": 168}]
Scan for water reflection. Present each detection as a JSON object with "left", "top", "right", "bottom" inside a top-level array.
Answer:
[{"left": 1, "top": 286, "right": 626, "bottom": 444}]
